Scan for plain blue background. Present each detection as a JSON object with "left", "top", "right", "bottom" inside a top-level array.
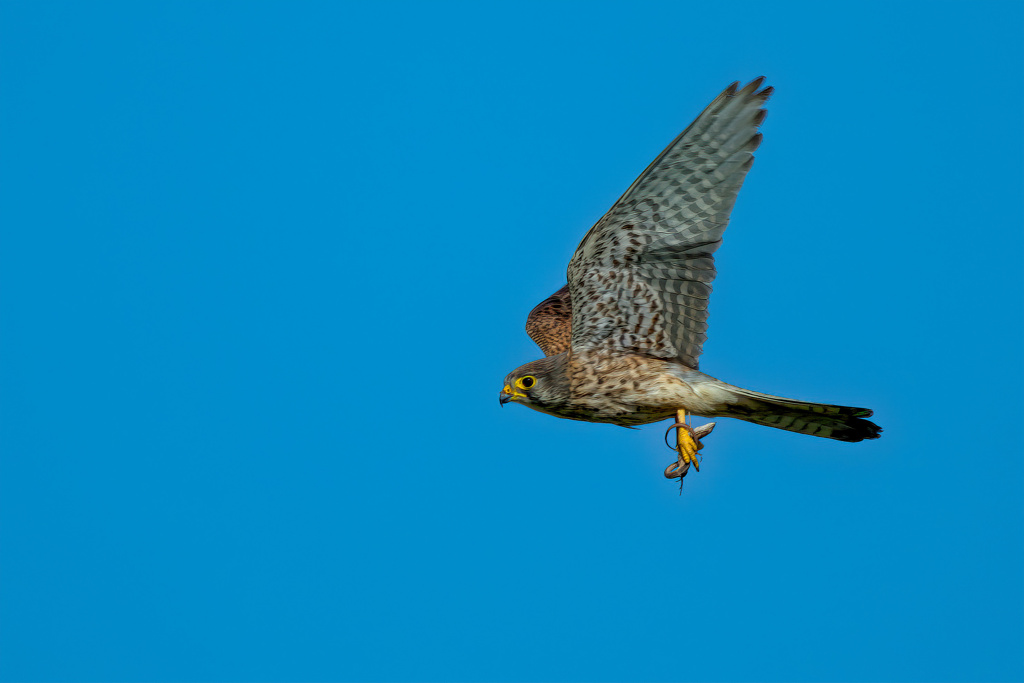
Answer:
[{"left": 2, "top": 2, "right": 1022, "bottom": 681}]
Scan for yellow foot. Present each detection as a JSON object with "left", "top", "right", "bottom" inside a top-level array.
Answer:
[
  {"left": 667, "top": 423, "right": 700, "bottom": 479},
  {"left": 679, "top": 424, "right": 701, "bottom": 471},
  {"left": 663, "top": 414, "right": 716, "bottom": 480}
]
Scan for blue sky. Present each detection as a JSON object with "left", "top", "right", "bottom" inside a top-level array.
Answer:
[{"left": 1, "top": 1, "right": 1022, "bottom": 681}]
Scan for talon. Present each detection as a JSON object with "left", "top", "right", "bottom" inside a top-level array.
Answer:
[
  {"left": 664, "top": 415, "right": 716, "bottom": 482},
  {"left": 676, "top": 424, "right": 700, "bottom": 472}
]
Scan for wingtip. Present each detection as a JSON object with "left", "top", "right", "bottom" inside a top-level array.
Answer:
[{"left": 727, "top": 77, "right": 773, "bottom": 103}]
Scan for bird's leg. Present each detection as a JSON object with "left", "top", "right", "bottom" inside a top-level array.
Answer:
[
  {"left": 675, "top": 409, "right": 700, "bottom": 472},
  {"left": 663, "top": 415, "right": 715, "bottom": 481}
]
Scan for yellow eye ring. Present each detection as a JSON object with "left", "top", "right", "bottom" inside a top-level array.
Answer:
[{"left": 515, "top": 376, "right": 537, "bottom": 391}]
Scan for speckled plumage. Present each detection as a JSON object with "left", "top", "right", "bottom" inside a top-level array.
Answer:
[{"left": 502, "top": 78, "right": 881, "bottom": 443}]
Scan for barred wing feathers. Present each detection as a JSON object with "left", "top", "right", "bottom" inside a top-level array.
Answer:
[
  {"left": 525, "top": 284, "right": 572, "bottom": 357},
  {"left": 567, "top": 78, "right": 772, "bottom": 369}
]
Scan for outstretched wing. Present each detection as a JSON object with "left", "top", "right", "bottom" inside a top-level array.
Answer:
[
  {"left": 566, "top": 78, "right": 772, "bottom": 369},
  {"left": 525, "top": 284, "right": 572, "bottom": 356}
]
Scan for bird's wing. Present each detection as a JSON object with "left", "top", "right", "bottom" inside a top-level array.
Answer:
[
  {"left": 525, "top": 284, "right": 572, "bottom": 356},
  {"left": 567, "top": 78, "right": 772, "bottom": 369}
]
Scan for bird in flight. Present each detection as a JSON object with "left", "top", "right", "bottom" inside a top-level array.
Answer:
[{"left": 499, "top": 77, "right": 881, "bottom": 479}]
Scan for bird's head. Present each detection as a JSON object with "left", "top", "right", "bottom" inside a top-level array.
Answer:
[{"left": 499, "top": 354, "right": 570, "bottom": 416}]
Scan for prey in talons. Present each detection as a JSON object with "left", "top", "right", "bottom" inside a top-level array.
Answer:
[{"left": 664, "top": 410, "right": 716, "bottom": 481}]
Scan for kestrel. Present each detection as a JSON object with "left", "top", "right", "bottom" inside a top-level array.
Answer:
[{"left": 499, "top": 78, "right": 881, "bottom": 476}]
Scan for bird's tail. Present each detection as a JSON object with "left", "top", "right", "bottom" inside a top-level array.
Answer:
[{"left": 713, "top": 384, "right": 882, "bottom": 442}]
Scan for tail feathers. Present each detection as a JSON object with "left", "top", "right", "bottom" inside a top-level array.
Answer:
[{"left": 721, "top": 386, "right": 882, "bottom": 442}]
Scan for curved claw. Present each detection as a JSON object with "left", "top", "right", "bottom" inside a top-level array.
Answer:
[
  {"left": 681, "top": 425, "right": 700, "bottom": 472},
  {"left": 664, "top": 418, "right": 717, "bottom": 482}
]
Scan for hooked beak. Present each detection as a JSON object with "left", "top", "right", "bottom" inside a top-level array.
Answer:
[{"left": 499, "top": 384, "right": 523, "bottom": 407}]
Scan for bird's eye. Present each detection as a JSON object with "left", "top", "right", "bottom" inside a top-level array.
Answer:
[{"left": 516, "top": 376, "right": 536, "bottom": 390}]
